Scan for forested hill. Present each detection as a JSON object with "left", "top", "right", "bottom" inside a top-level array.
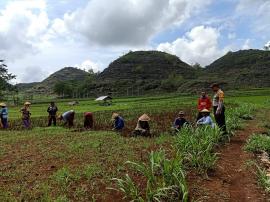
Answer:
[{"left": 16, "top": 49, "right": 270, "bottom": 95}]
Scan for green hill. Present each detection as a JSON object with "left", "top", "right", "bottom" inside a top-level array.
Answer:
[
  {"left": 16, "top": 49, "right": 270, "bottom": 96},
  {"left": 96, "top": 51, "right": 198, "bottom": 94},
  {"left": 17, "top": 67, "right": 89, "bottom": 94},
  {"left": 204, "top": 49, "right": 270, "bottom": 89}
]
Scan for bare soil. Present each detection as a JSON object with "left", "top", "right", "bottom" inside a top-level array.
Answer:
[{"left": 188, "top": 119, "right": 270, "bottom": 202}]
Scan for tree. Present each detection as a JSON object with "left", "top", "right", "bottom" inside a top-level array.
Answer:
[{"left": 0, "top": 60, "right": 16, "bottom": 95}]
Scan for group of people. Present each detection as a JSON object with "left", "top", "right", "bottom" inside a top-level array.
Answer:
[
  {"left": 172, "top": 83, "right": 226, "bottom": 133},
  {"left": 0, "top": 83, "right": 226, "bottom": 135}
]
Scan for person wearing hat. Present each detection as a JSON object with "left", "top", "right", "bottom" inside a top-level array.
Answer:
[
  {"left": 0, "top": 103, "right": 8, "bottom": 129},
  {"left": 20, "top": 102, "right": 31, "bottom": 128},
  {"left": 59, "top": 110, "right": 75, "bottom": 128},
  {"left": 84, "top": 112, "right": 94, "bottom": 129},
  {"left": 211, "top": 83, "right": 227, "bottom": 133},
  {"left": 133, "top": 114, "right": 151, "bottom": 137},
  {"left": 173, "top": 111, "right": 189, "bottom": 132},
  {"left": 112, "top": 113, "right": 125, "bottom": 131},
  {"left": 197, "top": 109, "right": 215, "bottom": 128},
  {"left": 197, "top": 91, "right": 212, "bottom": 121},
  {"left": 47, "top": 101, "right": 58, "bottom": 127}
]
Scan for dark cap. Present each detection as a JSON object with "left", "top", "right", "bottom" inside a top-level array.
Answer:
[{"left": 211, "top": 83, "right": 219, "bottom": 88}]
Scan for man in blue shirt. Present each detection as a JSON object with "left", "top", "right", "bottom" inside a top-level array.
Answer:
[
  {"left": 112, "top": 113, "right": 125, "bottom": 131},
  {"left": 197, "top": 109, "right": 215, "bottom": 128},
  {"left": 0, "top": 103, "right": 8, "bottom": 129},
  {"left": 173, "top": 111, "right": 189, "bottom": 132}
]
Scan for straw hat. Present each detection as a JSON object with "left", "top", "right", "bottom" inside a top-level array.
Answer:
[
  {"left": 178, "top": 111, "right": 185, "bottom": 115},
  {"left": 0, "top": 103, "right": 6, "bottom": 107},
  {"left": 138, "top": 114, "right": 150, "bottom": 121},
  {"left": 201, "top": 109, "right": 210, "bottom": 113},
  {"left": 112, "top": 113, "right": 119, "bottom": 119},
  {"left": 24, "top": 101, "right": 31, "bottom": 105}
]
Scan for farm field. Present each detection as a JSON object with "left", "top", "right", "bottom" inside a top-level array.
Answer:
[{"left": 0, "top": 91, "right": 270, "bottom": 201}]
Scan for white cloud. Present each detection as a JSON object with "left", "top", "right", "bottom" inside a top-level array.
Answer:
[
  {"left": 63, "top": 0, "right": 212, "bottom": 46},
  {"left": 157, "top": 25, "right": 227, "bottom": 66},
  {"left": 0, "top": 0, "right": 49, "bottom": 59},
  {"left": 242, "top": 39, "right": 251, "bottom": 50},
  {"left": 236, "top": 0, "right": 270, "bottom": 34},
  {"left": 75, "top": 59, "right": 100, "bottom": 72},
  {"left": 264, "top": 41, "right": 270, "bottom": 50},
  {"left": 20, "top": 66, "right": 49, "bottom": 83}
]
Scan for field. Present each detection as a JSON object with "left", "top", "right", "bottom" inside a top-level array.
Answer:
[{"left": 1, "top": 91, "right": 270, "bottom": 201}]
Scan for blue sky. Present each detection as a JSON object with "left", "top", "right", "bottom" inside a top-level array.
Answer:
[{"left": 0, "top": 0, "right": 269, "bottom": 83}]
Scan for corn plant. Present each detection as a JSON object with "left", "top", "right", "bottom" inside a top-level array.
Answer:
[
  {"left": 111, "top": 150, "right": 188, "bottom": 202},
  {"left": 175, "top": 125, "right": 222, "bottom": 173}
]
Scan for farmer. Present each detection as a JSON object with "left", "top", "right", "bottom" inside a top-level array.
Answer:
[
  {"left": 0, "top": 103, "right": 8, "bottom": 129},
  {"left": 196, "top": 109, "right": 215, "bottom": 128},
  {"left": 59, "top": 110, "right": 75, "bottom": 128},
  {"left": 133, "top": 114, "right": 151, "bottom": 137},
  {"left": 111, "top": 113, "right": 125, "bottom": 131},
  {"left": 197, "top": 91, "right": 212, "bottom": 121},
  {"left": 211, "top": 83, "right": 227, "bottom": 133},
  {"left": 47, "top": 101, "right": 58, "bottom": 126},
  {"left": 20, "top": 102, "right": 31, "bottom": 129},
  {"left": 84, "top": 112, "right": 94, "bottom": 129},
  {"left": 172, "top": 111, "right": 189, "bottom": 132}
]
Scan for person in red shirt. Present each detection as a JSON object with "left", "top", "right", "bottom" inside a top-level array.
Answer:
[
  {"left": 84, "top": 112, "right": 94, "bottom": 129},
  {"left": 197, "top": 92, "right": 212, "bottom": 121}
]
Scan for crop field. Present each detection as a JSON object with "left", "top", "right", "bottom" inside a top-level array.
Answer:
[{"left": 0, "top": 91, "right": 270, "bottom": 201}]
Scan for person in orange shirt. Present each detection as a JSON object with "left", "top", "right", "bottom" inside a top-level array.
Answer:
[
  {"left": 197, "top": 91, "right": 212, "bottom": 121},
  {"left": 211, "top": 83, "right": 227, "bottom": 133}
]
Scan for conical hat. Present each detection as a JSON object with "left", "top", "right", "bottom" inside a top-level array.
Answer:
[
  {"left": 138, "top": 114, "right": 150, "bottom": 121},
  {"left": 178, "top": 111, "right": 185, "bottom": 115},
  {"left": 24, "top": 101, "right": 31, "bottom": 105},
  {"left": 112, "top": 113, "right": 119, "bottom": 119},
  {"left": 0, "top": 103, "right": 6, "bottom": 107},
  {"left": 201, "top": 109, "right": 210, "bottom": 113}
]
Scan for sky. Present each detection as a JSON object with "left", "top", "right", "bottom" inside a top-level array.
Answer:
[{"left": 0, "top": 0, "right": 269, "bottom": 83}]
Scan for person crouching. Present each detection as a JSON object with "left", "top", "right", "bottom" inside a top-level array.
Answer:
[
  {"left": 196, "top": 109, "right": 215, "bottom": 128},
  {"left": 172, "top": 111, "right": 189, "bottom": 132},
  {"left": 133, "top": 114, "right": 151, "bottom": 137},
  {"left": 59, "top": 110, "right": 75, "bottom": 128},
  {"left": 84, "top": 112, "right": 93, "bottom": 129},
  {"left": 111, "top": 113, "right": 125, "bottom": 132}
]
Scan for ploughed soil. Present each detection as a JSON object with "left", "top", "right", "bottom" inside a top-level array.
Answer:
[{"left": 188, "top": 118, "right": 270, "bottom": 202}]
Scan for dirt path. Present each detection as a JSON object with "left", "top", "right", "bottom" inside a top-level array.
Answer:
[{"left": 188, "top": 119, "right": 270, "bottom": 202}]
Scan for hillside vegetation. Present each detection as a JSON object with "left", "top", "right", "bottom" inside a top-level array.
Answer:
[{"left": 16, "top": 49, "right": 270, "bottom": 96}]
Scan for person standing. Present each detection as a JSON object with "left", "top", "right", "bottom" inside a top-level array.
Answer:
[
  {"left": 0, "top": 103, "right": 8, "bottom": 129},
  {"left": 211, "top": 83, "right": 227, "bottom": 133},
  {"left": 197, "top": 91, "right": 212, "bottom": 121},
  {"left": 47, "top": 102, "right": 58, "bottom": 126},
  {"left": 21, "top": 102, "right": 31, "bottom": 129}
]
